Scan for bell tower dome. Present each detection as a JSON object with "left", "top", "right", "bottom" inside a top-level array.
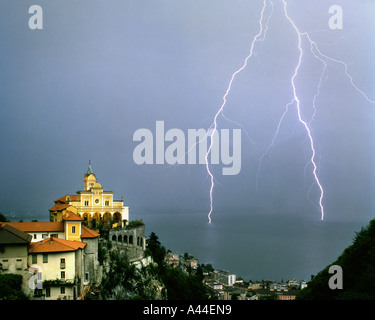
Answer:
[{"left": 84, "top": 160, "right": 97, "bottom": 191}]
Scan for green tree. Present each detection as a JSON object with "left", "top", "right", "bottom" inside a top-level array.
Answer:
[
  {"left": 146, "top": 232, "right": 166, "bottom": 267},
  {"left": 196, "top": 265, "right": 204, "bottom": 281},
  {"left": 297, "top": 218, "right": 375, "bottom": 300},
  {"left": 0, "top": 213, "right": 8, "bottom": 222},
  {"left": 201, "top": 263, "right": 214, "bottom": 273},
  {"left": 0, "top": 274, "right": 29, "bottom": 300},
  {"left": 100, "top": 248, "right": 139, "bottom": 299},
  {"left": 145, "top": 232, "right": 207, "bottom": 300}
]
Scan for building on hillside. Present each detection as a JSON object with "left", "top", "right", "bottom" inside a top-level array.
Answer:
[
  {"left": 1, "top": 162, "right": 139, "bottom": 299},
  {"left": 248, "top": 281, "right": 264, "bottom": 290},
  {"left": 214, "top": 269, "right": 236, "bottom": 286},
  {"left": 184, "top": 257, "right": 198, "bottom": 269},
  {"left": 1, "top": 222, "right": 65, "bottom": 243},
  {"left": 164, "top": 252, "right": 180, "bottom": 268},
  {"left": 50, "top": 162, "right": 129, "bottom": 229},
  {"left": 1, "top": 211, "right": 101, "bottom": 293},
  {"left": 0, "top": 224, "right": 33, "bottom": 295},
  {"left": 28, "top": 236, "right": 86, "bottom": 300},
  {"left": 276, "top": 289, "right": 299, "bottom": 300}
]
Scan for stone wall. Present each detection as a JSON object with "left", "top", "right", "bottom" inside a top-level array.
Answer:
[
  {"left": 83, "top": 237, "right": 100, "bottom": 285},
  {"left": 108, "top": 225, "right": 146, "bottom": 263}
]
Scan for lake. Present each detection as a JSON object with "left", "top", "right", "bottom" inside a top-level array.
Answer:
[{"left": 135, "top": 210, "right": 369, "bottom": 282}]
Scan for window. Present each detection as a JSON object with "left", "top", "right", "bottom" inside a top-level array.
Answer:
[
  {"left": 0, "top": 245, "right": 5, "bottom": 253},
  {"left": 51, "top": 234, "right": 58, "bottom": 238},
  {"left": 45, "top": 287, "right": 51, "bottom": 298},
  {"left": 60, "top": 258, "right": 65, "bottom": 264},
  {"left": 61, "top": 271, "right": 65, "bottom": 279},
  {"left": 72, "top": 226, "right": 76, "bottom": 234},
  {"left": 105, "top": 200, "right": 109, "bottom": 206},
  {"left": 16, "top": 259, "right": 23, "bottom": 270},
  {"left": 85, "top": 272, "right": 89, "bottom": 282},
  {"left": 34, "top": 289, "right": 43, "bottom": 297},
  {"left": 33, "top": 234, "right": 37, "bottom": 239},
  {"left": 43, "top": 254, "right": 48, "bottom": 263},
  {"left": 84, "top": 200, "right": 89, "bottom": 206},
  {"left": 1, "top": 260, "right": 8, "bottom": 270},
  {"left": 60, "top": 287, "right": 65, "bottom": 294},
  {"left": 42, "top": 234, "right": 48, "bottom": 239},
  {"left": 32, "top": 254, "right": 37, "bottom": 264}
]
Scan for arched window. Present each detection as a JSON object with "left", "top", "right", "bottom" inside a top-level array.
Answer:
[
  {"left": 112, "top": 235, "right": 117, "bottom": 242},
  {"left": 113, "top": 212, "right": 122, "bottom": 222},
  {"left": 129, "top": 235, "right": 133, "bottom": 245},
  {"left": 124, "top": 235, "right": 128, "bottom": 244},
  {"left": 93, "top": 212, "right": 101, "bottom": 224},
  {"left": 82, "top": 213, "right": 90, "bottom": 227},
  {"left": 118, "top": 235, "right": 122, "bottom": 242},
  {"left": 103, "top": 212, "right": 112, "bottom": 226}
]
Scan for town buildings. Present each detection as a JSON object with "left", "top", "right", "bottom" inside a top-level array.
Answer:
[
  {"left": 163, "top": 249, "right": 307, "bottom": 300},
  {"left": 214, "top": 269, "right": 236, "bottom": 286},
  {"left": 1, "top": 210, "right": 100, "bottom": 299}
]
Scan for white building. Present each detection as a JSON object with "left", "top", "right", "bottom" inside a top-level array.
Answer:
[
  {"left": 28, "top": 236, "right": 86, "bottom": 300},
  {"left": 214, "top": 270, "right": 236, "bottom": 286}
]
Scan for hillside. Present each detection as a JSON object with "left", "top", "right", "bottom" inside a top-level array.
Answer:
[
  {"left": 297, "top": 218, "right": 375, "bottom": 300},
  {"left": 96, "top": 232, "right": 207, "bottom": 300}
]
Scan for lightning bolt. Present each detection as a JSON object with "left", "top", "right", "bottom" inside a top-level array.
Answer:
[
  {"left": 206, "top": 0, "right": 272, "bottom": 223},
  {"left": 205, "top": 0, "right": 374, "bottom": 223},
  {"left": 279, "top": 0, "right": 326, "bottom": 220}
]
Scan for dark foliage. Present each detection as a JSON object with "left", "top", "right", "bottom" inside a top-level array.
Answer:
[
  {"left": 146, "top": 232, "right": 207, "bottom": 300},
  {"left": 0, "top": 274, "right": 29, "bottom": 300},
  {"left": 297, "top": 219, "right": 375, "bottom": 300}
]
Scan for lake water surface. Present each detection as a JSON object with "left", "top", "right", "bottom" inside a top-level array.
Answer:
[{"left": 135, "top": 210, "right": 369, "bottom": 282}]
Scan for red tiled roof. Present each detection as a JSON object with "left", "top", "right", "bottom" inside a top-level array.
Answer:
[
  {"left": 29, "top": 237, "right": 86, "bottom": 253},
  {"left": 49, "top": 203, "right": 71, "bottom": 212},
  {"left": 81, "top": 226, "right": 100, "bottom": 239},
  {"left": 54, "top": 194, "right": 80, "bottom": 203},
  {"left": 69, "top": 195, "right": 79, "bottom": 202},
  {"left": 0, "top": 222, "right": 64, "bottom": 232},
  {"left": 54, "top": 195, "right": 68, "bottom": 203},
  {"left": 63, "top": 211, "right": 83, "bottom": 221}
]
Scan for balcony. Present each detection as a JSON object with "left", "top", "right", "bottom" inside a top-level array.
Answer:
[{"left": 60, "top": 263, "right": 66, "bottom": 269}]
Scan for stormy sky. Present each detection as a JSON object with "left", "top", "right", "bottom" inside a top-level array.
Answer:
[{"left": 1, "top": 0, "right": 374, "bottom": 228}]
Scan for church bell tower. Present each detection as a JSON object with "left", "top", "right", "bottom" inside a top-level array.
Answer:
[{"left": 84, "top": 160, "right": 97, "bottom": 191}]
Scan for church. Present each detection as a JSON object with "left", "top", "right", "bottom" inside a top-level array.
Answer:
[
  {"left": 0, "top": 162, "right": 147, "bottom": 300},
  {"left": 49, "top": 162, "right": 129, "bottom": 229}
]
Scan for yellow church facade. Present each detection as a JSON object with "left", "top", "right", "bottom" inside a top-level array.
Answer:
[{"left": 50, "top": 162, "right": 129, "bottom": 229}]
